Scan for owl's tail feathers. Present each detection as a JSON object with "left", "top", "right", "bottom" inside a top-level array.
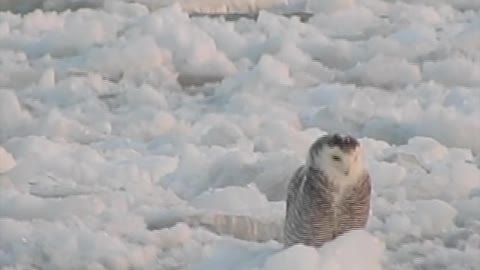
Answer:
[{"left": 147, "top": 211, "right": 284, "bottom": 243}]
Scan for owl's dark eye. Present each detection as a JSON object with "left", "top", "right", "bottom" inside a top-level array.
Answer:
[{"left": 332, "top": 155, "right": 341, "bottom": 161}]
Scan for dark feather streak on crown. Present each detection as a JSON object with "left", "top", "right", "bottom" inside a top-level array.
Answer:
[
  {"left": 326, "top": 133, "right": 359, "bottom": 152},
  {"left": 308, "top": 133, "right": 359, "bottom": 164}
]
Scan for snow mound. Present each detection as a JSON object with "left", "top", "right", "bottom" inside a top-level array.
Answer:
[
  {"left": 263, "top": 245, "right": 320, "bottom": 270},
  {"left": 191, "top": 230, "right": 384, "bottom": 270},
  {"left": 262, "top": 230, "right": 384, "bottom": 270},
  {"left": 316, "top": 230, "right": 385, "bottom": 270}
]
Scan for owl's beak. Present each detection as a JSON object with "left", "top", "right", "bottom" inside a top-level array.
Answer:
[{"left": 344, "top": 169, "right": 350, "bottom": 176}]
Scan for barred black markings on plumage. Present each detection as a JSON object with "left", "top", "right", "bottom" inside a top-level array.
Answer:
[{"left": 283, "top": 134, "right": 371, "bottom": 248}]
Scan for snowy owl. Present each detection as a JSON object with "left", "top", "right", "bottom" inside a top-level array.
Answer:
[{"left": 283, "top": 133, "right": 371, "bottom": 248}]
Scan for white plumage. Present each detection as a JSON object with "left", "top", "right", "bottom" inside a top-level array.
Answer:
[{"left": 283, "top": 133, "right": 371, "bottom": 248}]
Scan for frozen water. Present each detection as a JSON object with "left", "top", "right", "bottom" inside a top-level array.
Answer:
[
  {"left": 0, "top": 1, "right": 480, "bottom": 270},
  {"left": 0, "top": 146, "right": 16, "bottom": 173},
  {"left": 0, "top": 0, "right": 294, "bottom": 14}
]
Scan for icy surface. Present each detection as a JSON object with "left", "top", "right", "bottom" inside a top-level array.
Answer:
[
  {"left": 1, "top": 1, "right": 480, "bottom": 270},
  {"left": 0, "top": 0, "right": 296, "bottom": 14},
  {"left": 0, "top": 146, "right": 16, "bottom": 173}
]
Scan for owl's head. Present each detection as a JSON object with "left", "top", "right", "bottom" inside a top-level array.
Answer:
[{"left": 307, "top": 133, "right": 365, "bottom": 185}]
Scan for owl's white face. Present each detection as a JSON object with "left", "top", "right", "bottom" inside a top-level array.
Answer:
[{"left": 309, "top": 143, "right": 365, "bottom": 187}]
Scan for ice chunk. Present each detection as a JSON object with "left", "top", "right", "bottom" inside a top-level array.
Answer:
[
  {"left": 0, "top": 146, "right": 16, "bottom": 173},
  {"left": 369, "top": 160, "right": 407, "bottom": 188},
  {"left": 346, "top": 55, "right": 421, "bottom": 88},
  {"left": 423, "top": 57, "right": 480, "bottom": 87},
  {"left": 0, "top": 89, "right": 31, "bottom": 134},
  {"left": 410, "top": 199, "right": 457, "bottom": 236},
  {"left": 192, "top": 185, "right": 270, "bottom": 217},
  {"left": 306, "top": 0, "right": 356, "bottom": 13}
]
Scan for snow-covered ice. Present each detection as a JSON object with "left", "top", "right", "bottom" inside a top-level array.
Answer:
[{"left": 1, "top": 1, "right": 480, "bottom": 270}]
